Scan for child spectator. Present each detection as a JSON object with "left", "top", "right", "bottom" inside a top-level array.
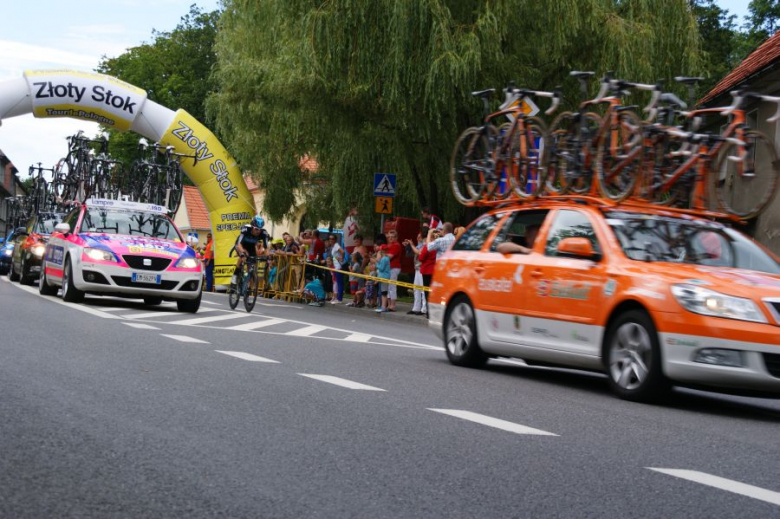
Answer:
[
  {"left": 374, "top": 249, "right": 391, "bottom": 313},
  {"left": 299, "top": 273, "right": 327, "bottom": 306},
  {"left": 268, "top": 258, "right": 278, "bottom": 286},
  {"left": 365, "top": 258, "right": 377, "bottom": 308}
]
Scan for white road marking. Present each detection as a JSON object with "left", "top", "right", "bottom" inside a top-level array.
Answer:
[
  {"left": 172, "top": 313, "right": 250, "bottom": 326},
  {"left": 5, "top": 281, "right": 123, "bottom": 319},
  {"left": 298, "top": 374, "right": 386, "bottom": 391},
  {"left": 227, "top": 318, "right": 286, "bottom": 331},
  {"left": 258, "top": 302, "right": 302, "bottom": 309},
  {"left": 344, "top": 332, "right": 373, "bottom": 343},
  {"left": 648, "top": 468, "right": 780, "bottom": 506},
  {"left": 201, "top": 300, "right": 222, "bottom": 306},
  {"left": 122, "top": 322, "right": 160, "bottom": 330},
  {"left": 428, "top": 409, "right": 558, "bottom": 436},
  {"left": 122, "top": 308, "right": 218, "bottom": 319},
  {"left": 215, "top": 351, "right": 280, "bottom": 363},
  {"left": 286, "top": 325, "right": 327, "bottom": 337},
  {"left": 160, "top": 334, "right": 210, "bottom": 344}
]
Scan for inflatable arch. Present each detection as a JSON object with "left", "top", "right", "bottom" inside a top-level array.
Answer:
[{"left": 0, "top": 70, "right": 255, "bottom": 285}]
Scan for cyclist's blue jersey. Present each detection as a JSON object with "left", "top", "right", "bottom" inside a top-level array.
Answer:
[{"left": 237, "top": 224, "right": 270, "bottom": 253}]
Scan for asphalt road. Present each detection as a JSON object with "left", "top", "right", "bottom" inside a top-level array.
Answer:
[{"left": 2, "top": 277, "right": 780, "bottom": 518}]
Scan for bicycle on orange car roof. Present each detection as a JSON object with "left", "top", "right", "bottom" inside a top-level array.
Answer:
[{"left": 432, "top": 72, "right": 780, "bottom": 402}]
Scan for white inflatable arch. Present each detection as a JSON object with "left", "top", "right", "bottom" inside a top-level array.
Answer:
[{"left": 0, "top": 70, "right": 255, "bottom": 284}]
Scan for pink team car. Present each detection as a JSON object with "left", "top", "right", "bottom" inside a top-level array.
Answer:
[{"left": 39, "top": 199, "right": 203, "bottom": 313}]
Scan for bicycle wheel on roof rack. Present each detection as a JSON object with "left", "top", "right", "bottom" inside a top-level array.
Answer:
[
  {"left": 595, "top": 110, "right": 643, "bottom": 202},
  {"left": 713, "top": 129, "right": 780, "bottom": 219},
  {"left": 508, "top": 117, "right": 547, "bottom": 199},
  {"left": 450, "top": 126, "right": 490, "bottom": 205}
]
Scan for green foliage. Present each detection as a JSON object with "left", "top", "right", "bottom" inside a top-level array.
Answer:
[
  {"left": 96, "top": 4, "right": 220, "bottom": 171},
  {"left": 208, "top": 0, "right": 702, "bottom": 228}
]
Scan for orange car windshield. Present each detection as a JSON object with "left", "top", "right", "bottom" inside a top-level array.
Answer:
[{"left": 605, "top": 211, "right": 779, "bottom": 275}]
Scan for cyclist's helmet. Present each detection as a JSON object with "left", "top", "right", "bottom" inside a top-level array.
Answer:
[{"left": 252, "top": 215, "right": 265, "bottom": 229}]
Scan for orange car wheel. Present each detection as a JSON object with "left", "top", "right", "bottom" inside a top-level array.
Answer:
[
  {"left": 605, "top": 310, "right": 669, "bottom": 402},
  {"left": 444, "top": 296, "right": 487, "bottom": 368}
]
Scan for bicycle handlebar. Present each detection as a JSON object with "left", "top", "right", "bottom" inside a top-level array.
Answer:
[
  {"left": 722, "top": 90, "right": 780, "bottom": 122},
  {"left": 509, "top": 86, "right": 562, "bottom": 115}
]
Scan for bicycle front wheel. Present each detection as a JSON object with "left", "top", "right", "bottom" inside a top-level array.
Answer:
[
  {"left": 450, "top": 127, "right": 490, "bottom": 205},
  {"left": 714, "top": 130, "right": 780, "bottom": 219},
  {"left": 228, "top": 265, "right": 245, "bottom": 310},
  {"left": 244, "top": 266, "right": 259, "bottom": 312}
]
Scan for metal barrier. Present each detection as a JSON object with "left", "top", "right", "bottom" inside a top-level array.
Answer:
[{"left": 262, "top": 254, "right": 307, "bottom": 301}]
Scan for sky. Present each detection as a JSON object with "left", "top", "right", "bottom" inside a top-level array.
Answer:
[
  {"left": 0, "top": 0, "right": 220, "bottom": 181},
  {"left": 0, "top": 0, "right": 752, "bottom": 182}
]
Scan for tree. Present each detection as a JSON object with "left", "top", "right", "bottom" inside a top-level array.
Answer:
[
  {"left": 207, "top": 0, "right": 701, "bottom": 228},
  {"left": 96, "top": 5, "right": 220, "bottom": 169},
  {"left": 742, "top": 0, "right": 780, "bottom": 52},
  {"left": 690, "top": 0, "right": 742, "bottom": 95}
]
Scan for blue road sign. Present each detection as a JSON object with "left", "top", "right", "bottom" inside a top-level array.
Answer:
[{"left": 374, "top": 173, "right": 397, "bottom": 197}]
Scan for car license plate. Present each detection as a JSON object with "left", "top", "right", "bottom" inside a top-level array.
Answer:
[{"left": 132, "top": 272, "right": 161, "bottom": 284}]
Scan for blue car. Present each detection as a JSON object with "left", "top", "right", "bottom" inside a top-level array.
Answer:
[{"left": 0, "top": 228, "right": 22, "bottom": 275}]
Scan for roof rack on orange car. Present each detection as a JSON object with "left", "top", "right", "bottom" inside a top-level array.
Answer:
[
  {"left": 475, "top": 194, "right": 745, "bottom": 223},
  {"left": 607, "top": 199, "right": 745, "bottom": 224},
  {"left": 475, "top": 194, "right": 617, "bottom": 209}
]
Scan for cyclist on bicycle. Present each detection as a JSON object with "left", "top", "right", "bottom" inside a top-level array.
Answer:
[{"left": 233, "top": 215, "right": 270, "bottom": 275}]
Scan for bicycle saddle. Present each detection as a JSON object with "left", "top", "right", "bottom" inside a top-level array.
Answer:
[
  {"left": 570, "top": 71, "right": 595, "bottom": 79},
  {"left": 659, "top": 93, "right": 686, "bottom": 108},
  {"left": 674, "top": 76, "right": 704, "bottom": 85},
  {"left": 471, "top": 88, "right": 495, "bottom": 98}
]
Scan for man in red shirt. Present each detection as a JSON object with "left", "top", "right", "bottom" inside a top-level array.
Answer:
[{"left": 385, "top": 230, "right": 403, "bottom": 312}]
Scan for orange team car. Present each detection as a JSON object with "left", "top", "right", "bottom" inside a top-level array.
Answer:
[{"left": 428, "top": 199, "right": 780, "bottom": 402}]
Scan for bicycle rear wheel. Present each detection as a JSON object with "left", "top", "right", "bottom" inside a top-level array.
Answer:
[
  {"left": 508, "top": 116, "right": 547, "bottom": 199},
  {"left": 450, "top": 127, "right": 490, "bottom": 205},
  {"left": 595, "top": 110, "right": 642, "bottom": 202},
  {"left": 545, "top": 112, "right": 601, "bottom": 195},
  {"left": 714, "top": 130, "right": 779, "bottom": 219},
  {"left": 244, "top": 265, "right": 259, "bottom": 312}
]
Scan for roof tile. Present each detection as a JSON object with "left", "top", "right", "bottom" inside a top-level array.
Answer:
[{"left": 182, "top": 185, "right": 211, "bottom": 229}]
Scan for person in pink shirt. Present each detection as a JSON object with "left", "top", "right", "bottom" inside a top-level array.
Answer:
[{"left": 385, "top": 230, "right": 403, "bottom": 312}]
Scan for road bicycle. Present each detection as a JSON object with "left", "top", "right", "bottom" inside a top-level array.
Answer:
[
  {"left": 54, "top": 132, "right": 108, "bottom": 203},
  {"left": 127, "top": 139, "right": 192, "bottom": 212},
  {"left": 546, "top": 71, "right": 659, "bottom": 199},
  {"left": 628, "top": 88, "right": 780, "bottom": 217},
  {"left": 450, "top": 83, "right": 560, "bottom": 204},
  {"left": 228, "top": 256, "right": 267, "bottom": 312}
]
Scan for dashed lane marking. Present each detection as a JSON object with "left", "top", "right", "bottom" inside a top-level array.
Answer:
[
  {"left": 286, "top": 324, "right": 327, "bottom": 337},
  {"left": 226, "top": 318, "right": 286, "bottom": 331},
  {"left": 172, "top": 313, "right": 250, "bottom": 326},
  {"left": 160, "top": 334, "right": 210, "bottom": 344},
  {"left": 201, "top": 300, "right": 222, "bottom": 306},
  {"left": 427, "top": 409, "right": 558, "bottom": 436},
  {"left": 3, "top": 279, "right": 441, "bottom": 351},
  {"left": 122, "top": 323, "right": 161, "bottom": 330},
  {"left": 648, "top": 468, "right": 780, "bottom": 507},
  {"left": 215, "top": 351, "right": 280, "bottom": 363},
  {"left": 298, "top": 374, "right": 386, "bottom": 391}
]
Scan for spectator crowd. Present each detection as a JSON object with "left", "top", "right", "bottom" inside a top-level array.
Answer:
[{"left": 193, "top": 205, "right": 465, "bottom": 318}]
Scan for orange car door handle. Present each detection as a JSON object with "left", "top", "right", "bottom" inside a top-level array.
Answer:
[
  {"left": 474, "top": 264, "right": 485, "bottom": 274},
  {"left": 530, "top": 269, "right": 543, "bottom": 278}
]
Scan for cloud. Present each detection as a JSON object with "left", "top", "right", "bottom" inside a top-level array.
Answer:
[{"left": 0, "top": 39, "right": 99, "bottom": 70}]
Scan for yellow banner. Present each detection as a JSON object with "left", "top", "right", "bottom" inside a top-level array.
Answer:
[{"left": 159, "top": 110, "right": 256, "bottom": 285}]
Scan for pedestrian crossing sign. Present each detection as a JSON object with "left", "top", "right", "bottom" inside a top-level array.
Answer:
[
  {"left": 374, "top": 173, "right": 397, "bottom": 197},
  {"left": 375, "top": 196, "right": 393, "bottom": 214}
]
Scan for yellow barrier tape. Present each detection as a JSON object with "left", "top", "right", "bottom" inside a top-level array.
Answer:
[{"left": 306, "top": 262, "right": 431, "bottom": 292}]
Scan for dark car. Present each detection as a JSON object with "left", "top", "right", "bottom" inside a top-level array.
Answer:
[
  {"left": 8, "top": 213, "right": 64, "bottom": 284},
  {"left": 0, "top": 228, "right": 23, "bottom": 275}
]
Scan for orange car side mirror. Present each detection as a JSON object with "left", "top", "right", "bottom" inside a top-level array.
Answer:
[{"left": 557, "top": 237, "right": 600, "bottom": 260}]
